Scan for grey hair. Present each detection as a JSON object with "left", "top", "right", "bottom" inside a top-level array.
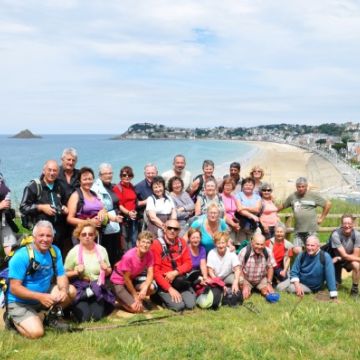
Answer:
[
  {"left": 33, "top": 220, "right": 54, "bottom": 237},
  {"left": 144, "top": 163, "right": 158, "bottom": 172},
  {"left": 306, "top": 235, "right": 320, "bottom": 245},
  {"left": 61, "top": 147, "right": 78, "bottom": 161},
  {"left": 274, "top": 222, "right": 287, "bottom": 232},
  {"left": 202, "top": 160, "right": 214, "bottom": 169},
  {"left": 296, "top": 177, "right": 308, "bottom": 185},
  {"left": 173, "top": 154, "right": 186, "bottom": 162},
  {"left": 98, "top": 163, "right": 112, "bottom": 175}
]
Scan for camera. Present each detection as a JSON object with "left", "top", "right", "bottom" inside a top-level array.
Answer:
[{"left": 51, "top": 204, "right": 63, "bottom": 216}]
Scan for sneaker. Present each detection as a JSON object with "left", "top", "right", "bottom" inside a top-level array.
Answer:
[
  {"left": 44, "top": 306, "right": 70, "bottom": 332},
  {"left": 3, "top": 311, "right": 16, "bottom": 331}
]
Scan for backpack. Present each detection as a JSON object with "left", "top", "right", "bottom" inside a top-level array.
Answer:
[
  {"left": 191, "top": 174, "right": 204, "bottom": 202},
  {"left": 0, "top": 236, "right": 57, "bottom": 307},
  {"left": 196, "top": 286, "right": 223, "bottom": 309},
  {"left": 20, "top": 178, "right": 42, "bottom": 229},
  {"left": 321, "top": 228, "right": 357, "bottom": 258}
]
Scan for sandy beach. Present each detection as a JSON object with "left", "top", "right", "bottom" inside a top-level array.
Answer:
[{"left": 241, "top": 141, "right": 345, "bottom": 201}]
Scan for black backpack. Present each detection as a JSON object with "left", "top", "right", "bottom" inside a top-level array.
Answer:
[{"left": 243, "top": 244, "right": 269, "bottom": 266}]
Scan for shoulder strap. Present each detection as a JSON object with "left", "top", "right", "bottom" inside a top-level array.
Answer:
[
  {"left": 263, "top": 247, "right": 269, "bottom": 261},
  {"left": 31, "top": 178, "right": 42, "bottom": 201},
  {"left": 319, "top": 250, "right": 325, "bottom": 266},
  {"left": 244, "top": 244, "right": 252, "bottom": 265},
  {"left": 299, "top": 252, "right": 306, "bottom": 266},
  {"left": 76, "top": 188, "right": 84, "bottom": 213}
]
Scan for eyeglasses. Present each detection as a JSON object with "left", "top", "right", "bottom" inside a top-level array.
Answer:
[
  {"left": 80, "top": 232, "right": 95, "bottom": 237},
  {"left": 166, "top": 226, "right": 180, "bottom": 232},
  {"left": 121, "top": 173, "right": 133, "bottom": 178},
  {"left": 101, "top": 172, "right": 113, "bottom": 176},
  {"left": 262, "top": 189, "right": 272, "bottom": 192}
]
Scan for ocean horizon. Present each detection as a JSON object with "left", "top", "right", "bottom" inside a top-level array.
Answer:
[{"left": 0, "top": 135, "right": 257, "bottom": 205}]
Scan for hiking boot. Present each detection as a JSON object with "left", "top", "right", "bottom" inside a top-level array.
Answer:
[
  {"left": 44, "top": 306, "right": 70, "bottom": 332},
  {"left": 350, "top": 287, "right": 359, "bottom": 298},
  {"left": 3, "top": 311, "right": 16, "bottom": 331}
]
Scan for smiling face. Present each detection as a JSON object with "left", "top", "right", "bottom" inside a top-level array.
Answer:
[
  {"left": 172, "top": 179, "right": 183, "bottom": 194},
  {"left": 80, "top": 171, "right": 94, "bottom": 190},
  {"left": 203, "top": 165, "right": 214, "bottom": 178},
  {"left": 100, "top": 167, "right": 113, "bottom": 185},
  {"left": 62, "top": 154, "right": 77, "bottom": 172},
  {"left": 204, "top": 180, "right": 217, "bottom": 197},
  {"left": 152, "top": 182, "right": 164, "bottom": 197},
  {"left": 306, "top": 236, "right": 320, "bottom": 256},
  {"left": 189, "top": 231, "right": 201, "bottom": 248},
  {"left": 274, "top": 227, "right": 285, "bottom": 242},
  {"left": 33, "top": 226, "right": 54, "bottom": 253},
  {"left": 207, "top": 206, "right": 220, "bottom": 222},
  {"left": 144, "top": 166, "right": 157, "bottom": 183},
  {"left": 173, "top": 156, "right": 186, "bottom": 173},
  {"left": 230, "top": 166, "right": 240, "bottom": 180},
  {"left": 296, "top": 183, "right": 307, "bottom": 197},
  {"left": 215, "top": 238, "right": 227, "bottom": 256},
  {"left": 136, "top": 237, "right": 152, "bottom": 255},
  {"left": 252, "top": 234, "right": 266, "bottom": 255},
  {"left": 341, "top": 216, "right": 354, "bottom": 237},
  {"left": 242, "top": 181, "right": 254, "bottom": 195},
  {"left": 164, "top": 220, "right": 181, "bottom": 243},
  {"left": 223, "top": 182, "right": 234, "bottom": 195},
  {"left": 43, "top": 160, "right": 59, "bottom": 184}
]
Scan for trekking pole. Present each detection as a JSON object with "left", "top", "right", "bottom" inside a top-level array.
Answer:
[
  {"left": 289, "top": 297, "right": 303, "bottom": 317},
  {"left": 242, "top": 301, "right": 261, "bottom": 315}
]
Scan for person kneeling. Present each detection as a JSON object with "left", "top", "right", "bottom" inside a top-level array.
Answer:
[
  {"left": 111, "top": 231, "right": 156, "bottom": 313},
  {"left": 6, "top": 221, "right": 76, "bottom": 339}
]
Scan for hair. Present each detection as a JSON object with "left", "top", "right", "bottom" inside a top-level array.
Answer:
[
  {"left": 230, "top": 161, "right": 241, "bottom": 170},
  {"left": 43, "top": 159, "right": 58, "bottom": 172},
  {"left": 144, "top": 163, "right": 158, "bottom": 172},
  {"left": 173, "top": 154, "right": 186, "bottom": 163},
  {"left": 120, "top": 165, "right": 134, "bottom": 178},
  {"left": 204, "top": 177, "right": 217, "bottom": 188},
  {"left": 341, "top": 213, "right": 355, "bottom": 223},
  {"left": 207, "top": 202, "right": 220, "bottom": 214},
  {"left": 306, "top": 235, "right": 320, "bottom": 246},
  {"left": 241, "top": 176, "right": 255, "bottom": 187},
  {"left": 213, "top": 231, "right": 230, "bottom": 244},
  {"left": 202, "top": 160, "right": 214, "bottom": 170},
  {"left": 187, "top": 227, "right": 202, "bottom": 240},
  {"left": 73, "top": 220, "right": 98, "bottom": 240},
  {"left": 259, "top": 182, "right": 273, "bottom": 196},
  {"left": 151, "top": 176, "right": 166, "bottom": 190},
  {"left": 33, "top": 220, "right": 54, "bottom": 237},
  {"left": 219, "top": 177, "right": 236, "bottom": 193},
  {"left": 168, "top": 176, "right": 184, "bottom": 192},
  {"left": 98, "top": 163, "right": 112, "bottom": 176},
  {"left": 251, "top": 232, "right": 265, "bottom": 243},
  {"left": 79, "top": 166, "right": 95, "bottom": 179},
  {"left": 61, "top": 147, "right": 78, "bottom": 161},
  {"left": 137, "top": 231, "right": 155, "bottom": 243},
  {"left": 274, "top": 222, "right": 287, "bottom": 232},
  {"left": 250, "top": 165, "right": 264, "bottom": 179},
  {"left": 296, "top": 177, "right": 308, "bottom": 185}
]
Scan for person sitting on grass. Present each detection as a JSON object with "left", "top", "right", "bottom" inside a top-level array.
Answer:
[
  {"left": 187, "top": 228, "right": 208, "bottom": 283},
  {"left": 111, "top": 231, "right": 156, "bottom": 313},
  {"left": 5, "top": 220, "right": 76, "bottom": 339},
  {"left": 238, "top": 233, "right": 276, "bottom": 300},
  {"left": 277, "top": 236, "right": 338, "bottom": 301}
]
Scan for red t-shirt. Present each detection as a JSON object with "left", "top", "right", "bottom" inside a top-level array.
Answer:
[
  {"left": 113, "top": 182, "right": 137, "bottom": 211},
  {"left": 266, "top": 240, "right": 293, "bottom": 268}
]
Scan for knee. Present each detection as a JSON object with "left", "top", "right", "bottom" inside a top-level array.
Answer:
[
  {"left": 68, "top": 285, "right": 77, "bottom": 302},
  {"left": 168, "top": 301, "right": 185, "bottom": 312},
  {"left": 21, "top": 324, "right": 45, "bottom": 339},
  {"left": 351, "top": 262, "right": 360, "bottom": 271}
]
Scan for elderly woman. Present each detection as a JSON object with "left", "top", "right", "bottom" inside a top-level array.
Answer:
[
  {"left": 91, "top": 163, "right": 122, "bottom": 266},
  {"left": 249, "top": 165, "right": 265, "bottom": 195},
  {"left": 187, "top": 228, "right": 208, "bottom": 282},
  {"left": 145, "top": 176, "right": 177, "bottom": 237},
  {"left": 190, "top": 203, "right": 228, "bottom": 254},
  {"left": 111, "top": 231, "right": 156, "bottom": 313},
  {"left": 207, "top": 231, "right": 241, "bottom": 295},
  {"left": 259, "top": 182, "right": 279, "bottom": 240},
  {"left": 190, "top": 160, "right": 215, "bottom": 202},
  {"left": 67, "top": 167, "right": 107, "bottom": 241},
  {"left": 194, "top": 178, "right": 225, "bottom": 218},
  {"left": 169, "top": 176, "right": 195, "bottom": 236},
  {"left": 266, "top": 223, "right": 293, "bottom": 285},
  {"left": 64, "top": 221, "right": 114, "bottom": 322},
  {"left": 113, "top": 166, "right": 138, "bottom": 251}
]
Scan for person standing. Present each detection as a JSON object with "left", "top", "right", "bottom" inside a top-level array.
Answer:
[{"left": 162, "top": 154, "right": 192, "bottom": 192}]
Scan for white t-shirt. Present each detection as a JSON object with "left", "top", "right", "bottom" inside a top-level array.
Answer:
[
  {"left": 162, "top": 169, "right": 192, "bottom": 191},
  {"left": 145, "top": 195, "right": 175, "bottom": 215},
  {"left": 207, "top": 248, "right": 240, "bottom": 279}
]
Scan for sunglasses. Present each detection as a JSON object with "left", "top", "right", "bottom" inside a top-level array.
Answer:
[
  {"left": 262, "top": 189, "right": 272, "bottom": 192},
  {"left": 121, "top": 173, "right": 133, "bottom": 178},
  {"left": 166, "top": 226, "right": 180, "bottom": 231},
  {"left": 80, "top": 232, "right": 95, "bottom": 237}
]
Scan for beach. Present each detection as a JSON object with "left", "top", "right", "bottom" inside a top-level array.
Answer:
[{"left": 241, "top": 141, "right": 345, "bottom": 201}]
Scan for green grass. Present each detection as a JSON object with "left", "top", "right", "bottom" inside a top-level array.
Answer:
[{"left": 1, "top": 279, "right": 359, "bottom": 360}]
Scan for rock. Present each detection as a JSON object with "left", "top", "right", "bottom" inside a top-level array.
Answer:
[{"left": 10, "top": 129, "right": 42, "bottom": 139}]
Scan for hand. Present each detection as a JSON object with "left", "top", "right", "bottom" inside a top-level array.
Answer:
[
  {"left": 164, "top": 270, "right": 178, "bottom": 283},
  {"left": 252, "top": 215, "right": 259, "bottom": 222},
  {"left": 129, "top": 210, "right": 137, "bottom": 220},
  {"left": 232, "top": 282, "right": 239, "bottom": 294},
  {"left": 138, "top": 288, "right": 147, "bottom": 300},
  {"left": 263, "top": 225, "right": 269, "bottom": 234},
  {"left": 75, "top": 264, "right": 85, "bottom": 274},
  {"left": 40, "top": 204, "right": 56, "bottom": 216},
  {"left": 100, "top": 261, "right": 109, "bottom": 271},
  {"left": 0, "top": 199, "right": 10, "bottom": 210},
  {"left": 279, "top": 270, "right": 286, "bottom": 278},
  {"left": 242, "top": 285, "right": 251, "bottom": 300},
  {"left": 266, "top": 284, "right": 274, "bottom": 294},
  {"left": 168, "top": 287, "right": 182, "bottom": 303},
  {"left": 295, "top": 284, "right": 304, "bottom": 298},
  {"left": 61, "top": 205, "right": 69, "bottom": 215},
  {"left": 317, "top": 216, "right": 324, "bottom": 225},
  {"left": 228, "top": 242, "right": 236, "bottom": 252},
  {"left": 333, "top": 256, "right": 342, "bottom": 264},
  {"left": 132, "top": 299, "right": 144, "bottom": 312},
  {"left": 38, "top": 293, "right": 56, "bottom": 308},
  {"left": 53, "top": 289, "right": 68, "bottom": 303}
]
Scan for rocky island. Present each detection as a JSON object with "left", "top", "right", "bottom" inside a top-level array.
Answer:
[{"left": 10, "top": 129, "right": 42, "bottom": 139}]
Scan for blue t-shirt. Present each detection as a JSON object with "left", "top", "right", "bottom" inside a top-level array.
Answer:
[
  {"left": 7, "top": 245, "right": 65, "bottom": 304},
  {"left": 191, "top": 217, "right": 228, "bottom": 253}
]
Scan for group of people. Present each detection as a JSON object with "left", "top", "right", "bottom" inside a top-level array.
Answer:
[{"left": 1, "top": 149, "right": 359, "bottom": 340}]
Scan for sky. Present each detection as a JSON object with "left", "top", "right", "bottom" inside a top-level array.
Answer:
[{"left": 1, "top": 0, "right": 360, "bottom": 134}]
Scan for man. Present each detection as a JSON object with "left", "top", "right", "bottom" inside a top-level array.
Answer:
[
  {"left": 278, "top": 177, "right": 331, "bottom": 254},
  {"left": 223, "top": 161, "right": 242, "bottom": 194},
  {"left": 277, "top": 236, "right": 338, "bottom": 300},
  {"left": 330, "top": 214, "right": 360, "bottom": 296},
  {"left": 57, "top": 147, "right": 80, "bottom": 203},
  {"left": 20, "top": 160, "right": 68, "bottom": 254},
  {"left": 151, "top": 219, "right": 195, "bottom": 311},
  {"left": 238, "top": 233, "right": 276, "bottom": 300},
  {"left": 5, "top": 221, "right": 75, "bottom": 339},
  {"left": 162, "top": 154, "right": 192, "bottom": 191}
]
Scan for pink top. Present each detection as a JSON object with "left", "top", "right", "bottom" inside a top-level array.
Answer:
[
  {"left": 260, "top": 199, "right": 279, "bottom": 227},
  {"left": 221, "top": 193, "right": 238, "bottom": 219},
  {"left": 110, "top": 247, "right": 154, "bottom": 285}
]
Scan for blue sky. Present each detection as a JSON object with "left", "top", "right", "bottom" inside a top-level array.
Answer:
[{"left": 1, "top": 0, "right": 359, "bottom": 134}]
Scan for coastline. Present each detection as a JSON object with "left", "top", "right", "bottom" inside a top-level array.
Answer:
[{"left": 240, "top": 141, "right": 345, "bottom": 200}]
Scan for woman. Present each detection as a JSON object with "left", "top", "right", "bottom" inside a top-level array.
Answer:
[
  {"left": 189, "top": 160, "right": 215, "bottom": 202},
  {"left": 64, "top": 221, "right": 114, "bottom": 322},
  {"left": 190, "top": 203, "right": 228, "bottom": 254},
  {"left": 111, "top": 231, "right": 156, "bottom": 313},
  {"left": 194, "top": 178, "right": 225, "bottom": 218},
  {"left": 250, "top": 165, "right": 265, "bottom": 195},
  {"left": 113, "top": 166, "right": 138, "bottom": 251},
  {"left": 220, "top": 177, "right": 242, "bottom": 247},
  {"left": 145, "top": 176, "right": 177, "bottom": 237},
  {"left": 187, "top": 228, "right": 208, "bottom": 282},
  {"left": 169, "top": 176, "right": 195, "bottom": 236},
  {"left": 91, "top": 163, "right": 122, "bottom": 266},
  {"left": 207, "top": 231, "right": 241, "bottom": 295},
  {"left": 266, "top": 224, "right": 293, "bottom": 285},
  {"left": 67, "top": 167, "right": 108, "bottom": 240},
  {"left": 259, "top": 182, "right": 279, "bottom": 240}
]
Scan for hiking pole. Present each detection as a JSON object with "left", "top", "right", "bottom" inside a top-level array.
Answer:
[
  {"left": 242, "top": 301, "right": 261, "bottom": 315},
  {"left": 289, "top": 297, "right": 303, "bottom": 317}
]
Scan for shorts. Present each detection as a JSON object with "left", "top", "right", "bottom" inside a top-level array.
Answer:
[
  {"left": 1, "top": 224, "right": 17, "bottom": 247},
  {"left": 293, "top": 232, "right": 316, "bottom": 248},
  {"left": 243, "top": 277, "right": 268, "bottom": 291},
  {"left": 7, "top": 302, "right": 43, "bottom": 325}
]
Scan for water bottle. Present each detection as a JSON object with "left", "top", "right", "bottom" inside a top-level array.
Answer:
[{"left": 2, "top": 192, "right": 10, "bottom": 227}]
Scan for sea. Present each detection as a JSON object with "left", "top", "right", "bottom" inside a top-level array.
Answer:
[{"left": 0, "top": 135, "right": 257, "bottom": 206}]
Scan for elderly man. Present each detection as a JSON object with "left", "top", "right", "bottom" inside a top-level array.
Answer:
[
  {"left": 5, "top": 220, "right": 76, "bottom": 339},
  {"left": 20, "top": 160, "right": 68, "bottom": 254},
  {"left": 162, "top": 154, "right": 192, "bottom": 192},
  {"left": 238, "top": 233, "right": 276, "bottom": 300},
  {"left": 278, "top": 236, "right": 337, "bottom": 300},
  {"left": 330, "top": 214, "right": 360, "bottom": 296},
  {"left": 151, "top": 219, "right": 195, "bottom": 311},
  {"left": 278, "top": 177, "right": 331, "bottom": 254}
]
